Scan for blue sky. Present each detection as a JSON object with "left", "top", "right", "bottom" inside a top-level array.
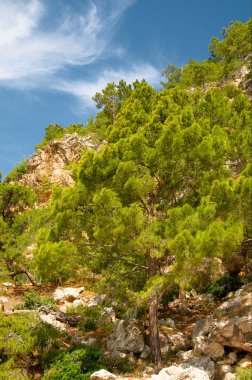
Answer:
[{"left": 0, "top": 0, "right": 250, "bottom": 176}]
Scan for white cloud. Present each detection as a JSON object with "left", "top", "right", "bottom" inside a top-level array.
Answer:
[
  {"left": 55, "top": 64, "right": 161, "bottom": 109},
  {"left": 0, "top": 0, "right": 161, "bottom": 108},
  {"left": 0, "top": 0, "right": 135, "bottom": 85}
]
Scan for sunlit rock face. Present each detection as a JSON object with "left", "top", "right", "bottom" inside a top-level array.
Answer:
[{"left": 19, "top": 133, "right": 101, "bottom": 187}]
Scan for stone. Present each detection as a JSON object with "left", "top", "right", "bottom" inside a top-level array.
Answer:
[
  {"left": 53, "top": 288, "right": 65, "bottom": 303},
  {"left": 107, "top": 319, "right": 145, "bottom": 354},
  {"left": 144, "top": 366, "right": 155, "bottom": 375},
  {"left": 0, "top": 296, "right": 8, "bottom": 303},
  {"left": 192, "top": 283, "right": 252, "bottom": 356},
  {"left": 187, "top": 356, "right": 215, "bottom": 379},
  {"left": 90, "top": 369, "right": 118, "bottom": 380},
  {"left": 19, "top": 133, "right": 101, "bottom": 188},
  {"left": 239, "top": 355, "right": 252, "bottom": 368},
  {"left": 223, "top": 374, "right": 235, "bottom": 380},
  {"left": 72, "top": 299, "right": 84, "bottom": 307},
  {"left": 140, "top": 345, "right": 151, "bottom": 359},
  {"left": 177, "top": 350, "right": 195, "bottom": 362},
  {"left": 228, "top": 352, "right": 237, "bottom": 362},
  {"left": 193, "top": 336, "right": 208, "bottom": 356},
  {"left": 204, "top": 341, "right": 225, "bottom": 360},
  {"left": 2, "top": 282, "right": 13, "bottom": 287},
  {"left": 100, "top": 307, "right": 116, "bottom": 322},
  {"left": 159, "top": 318, "right": 175, "bottom": 329},
  {"left": 63, "top": 287, "right": 84, "bottom": 302},
  {"left": 53, "top": 287, "right": 84, "bottom": 303},
  {"left": 216, "top": 364, "right": 233, "bottom": 379},
  {"left": 88, "top": 294, "right": 106, "bottom": 307},
  {"left": 151, "top": 364, "right": 211, "bottom": 380},
  {"left": 159, "top": 329, "right": 190, "bottom": 354},
  {"left": 39, "top": 314, "right": 66, "bottom": 331}
]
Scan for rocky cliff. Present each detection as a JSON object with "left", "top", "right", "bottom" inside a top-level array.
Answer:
[{"left": 19, "top": 133, "right": 102, "bottom": 188}]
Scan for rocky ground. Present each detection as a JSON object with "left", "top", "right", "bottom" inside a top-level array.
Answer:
[{"left": 0, "top": 282, "right": 251, "bottom": 380}]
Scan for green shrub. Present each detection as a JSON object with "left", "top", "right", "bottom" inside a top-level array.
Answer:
[
  {"left": 78, "top": 319, "right": 97, "bottom": 332},
  {"left": 42, "top": 346, "right": 103, "bottom": 380},
  {"left": 235, "top": 367, "right": 252, "bottom": 380},
  {"left": 206, "top": 275, "right": 244, "bottom": 298},
  {"left": 103, "top": 354, "right": 133, "bottom": 373},
  {"left": 16, "top": 290, "right": 57, "bottom": 310}
]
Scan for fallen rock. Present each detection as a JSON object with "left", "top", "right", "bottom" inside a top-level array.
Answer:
[
  {"left": 53, "top": 286, "right": 84, "bottom": 303},
  {"left": 159, "top": 318, "right": 175, "bottom": 329},
  {"left": 140, "top": 345, "right": 151, "bottom": 359},
  {"left": 151, "top": 364, "right": 211, "bottom": 380},
  {"left": 39, "top": 314, "right": 66, "bottom": 331},
  {"left": 187, "top": 356, "right": 215, "bottom": 379},
  {"left": 107, "top": 319, "right": 145, "bottom": 354},
  {"left": 160, "top": 330, "right": 190, "bottom": 354},
  {"left": 90, "top": 369, "right": 118, "bottom": 380}
]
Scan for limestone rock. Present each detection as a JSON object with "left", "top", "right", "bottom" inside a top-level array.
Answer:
[
  {"left": 19, "top": 133, "right": 101, "bottom": 188},
  {"left": 39, "top": 313, "right": 66, "bottom": 331},
  {"left": 107, "top": 319, "right": 145, "bottom": 354},
  {"left": 159, "top": 318, "right": 175, "bottom": 329},
  {"left": 140, "top": 345, "right": 151, "bottom": 359},
  {"left": 0, "top": 296, "right": 8, "bottom": 303},
  {"left": 53, "top": 286, "right": 84, "bottom": 303},
  {"left": 151, "top": 364, "right": 211, "bottom": 380},
  {"left": 192, "top": 283, "right": 252, "bottom": 357},
  {"left": 160, "top": 330, "right": 190, "bottom": 353},
  {"left": 90, "top": 369, "right": 118, "bottom": 380},
  {"left": 2, "top": 282, "right": 14, "bottom": 287},
  {"left": 187, "top": 356, "right": 215, "bottom": 379}
]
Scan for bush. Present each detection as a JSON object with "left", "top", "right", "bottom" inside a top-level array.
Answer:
[
  {"left": 42, "top": 346, "right": 103, "bottom": 380},
  {"left": 235, "top": 367, "right": 252, "bottom": 380},
  {"left": 206, "top": 275, "right": 244, "bottom": 298},
  {"left": 15, "top": 290, "right": 56, "bottom": 310},
  {"left": 103, "top": 354, "right": 133, "bottom": 374},
  {"left": 78, "top": 319, "right": 97, "bottom": 332}
]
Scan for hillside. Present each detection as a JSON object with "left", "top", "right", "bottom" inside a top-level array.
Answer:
[{"left": 0, "top": 19, "right": 251, "bottom": 380}]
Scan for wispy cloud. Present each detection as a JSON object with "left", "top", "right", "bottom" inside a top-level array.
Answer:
[
  {"left": 0, "top": 0, "right": 160, "bottom": 107},
  {"left": 55, "top": 65, "right": 161, "bottom": 109},
  {"left": 0, "top": 0, "right": 135, "bottom": 86}
]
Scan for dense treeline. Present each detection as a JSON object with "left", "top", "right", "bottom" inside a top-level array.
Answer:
[{"left": 0, "top": 19, "right": 251, "bottom": 375}]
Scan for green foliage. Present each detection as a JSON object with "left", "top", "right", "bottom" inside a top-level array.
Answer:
[
  {"left": 42, "top": 346, "right": 103, "bottom": 380},
  {"left": 78, "top": 319, "right": 97, "bottom": 332},
  {"left": 162, "top": 19, "right": 251, "bottom": 90},
  {"left": 0, "top": 311, "right": 64, "bottom": 377},
  {"left": 15, "top": 289, "right": 56, "bottom": 310},
  {"left": 4, "top": 158, "right": 28, "bottom": 183},
  {"left": 104, "top": 355, "right": 133, "bottom": 373},
  {"left": 34, "top": 241, "right": 79, "bottom": 284},
  {"left": 235, "top": 367, "right": 252, "bottom": 380},
  {"left": 0, "top": 312, "right": 37, "bottom": 359},
  {"left": 0, "top": 182, "right": 36, "bottom": 223},
  {"left": 206, "top": 275, "right": 244, "bottom": 298},
  {"left": 161, "top": 64, "right": 182, "bottom": 88}
]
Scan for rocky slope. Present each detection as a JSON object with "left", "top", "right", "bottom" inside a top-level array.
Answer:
[
  {"left": 1, "top": 282, "right": 251, "bottom": 379},
  {"left": 19, "top": 133, "right": 102, "bottom": 188}
]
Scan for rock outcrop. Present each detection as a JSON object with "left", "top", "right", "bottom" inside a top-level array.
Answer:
[
  {"left": 107, "top": 319, "right": 145, "bottom": 354},
  {"left": 19, "top": 133, "right": 102, "bottom": 188},
  {"left": 192, "top": 283, "right": 252, "bottom": 358}
]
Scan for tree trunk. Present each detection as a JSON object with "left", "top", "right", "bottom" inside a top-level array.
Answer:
[
  {"left": 149, "top": 292, "right": 161, "bottom": 365},
  {"left": 147, "top": 247, "right": 161, "bottom": 365}
]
